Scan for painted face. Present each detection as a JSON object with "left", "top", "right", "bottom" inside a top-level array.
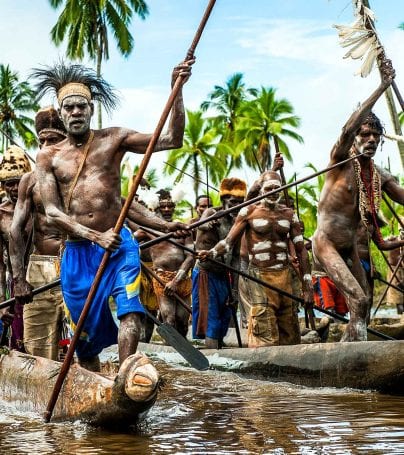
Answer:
[
  {"left": 354, "top": 124, "right": 382, "bottom": 158},
  {"left": 3, "top": 178, "right": 20, "bottom": 203},
  {"left": 222, "top": 195, "right": 244, "bottom": 217},
  {"left": 59, "top": 95, "right": 93, "bottom": 135},
  {"left": 38, "top": 131, "right": 66, "bottom": 148},
  {"left": 196, "top": 197, "right": 211, "bottom": 216},
  {"left": 260, "top": 178, "right": 281, "bottom": 205},
  {"left": 158, "top": 199, "right": 175, "bottom": 221}
]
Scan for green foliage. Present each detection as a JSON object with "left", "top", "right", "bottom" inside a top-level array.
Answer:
[
  {"left": 49, "top": 0, "right": 149, "bottom": 62},
  {"left": 48, "top": 0, "right": 149, "bottom": 127},
  {"left": 0, "top": 64, "right": 39, "bottom": 151},
  {"left": 120, "top": 157, "right": 157, "bottom": 197},
  {"left": 236, "top": 87, "right": 303, "bottom": 171},
  {"left": 164, "top": 109, "right": 226, "bottom": 199}
]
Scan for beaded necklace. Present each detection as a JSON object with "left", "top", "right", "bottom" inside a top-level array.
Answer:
[{"left": 350, "top": 147, "right": 382, "bottom": 241}]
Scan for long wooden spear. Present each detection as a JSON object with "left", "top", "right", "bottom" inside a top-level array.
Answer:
[
  {"left": 142, "top": 150, "right": 368, "bottom": 249},
  {"left": 44, "top": 0, "right": 217, "bottom": 423}
]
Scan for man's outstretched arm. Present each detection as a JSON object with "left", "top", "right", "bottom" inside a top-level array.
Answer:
[
  {"left": 330, "top": 57, "right": 395, "bottom": 164},
  {"left": 119, "top": 60, "right": 194, "bottom": 154}
]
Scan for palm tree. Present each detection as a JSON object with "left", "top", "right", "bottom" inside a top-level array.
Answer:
[
  {"left": 201, "top": 73, "right": 247, "bottom": 135},
  {"left": 236, "top": 87, "right": 303, "bottom": 171},
  {"left": 48, "top": 0, "right": 149, "bottom": 127},
  {"left": 201, "top": 73, "right": 248, "bottom": 171},
  {"left": 0, "top": 64, "right": 39, "bottom": 152},
  {"left": 164, "top": 109, "right": 226, "bottom": 198},
  {"left": 293, "top": 163, "right": 326, "bottom": 237},
  {"left": 120, "top": 158, "right": 157, "bottom": 197}
]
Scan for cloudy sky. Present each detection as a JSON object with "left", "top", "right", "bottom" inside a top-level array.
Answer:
[{"left": 0, "top": 0, "right": 402, "bottom": 193}]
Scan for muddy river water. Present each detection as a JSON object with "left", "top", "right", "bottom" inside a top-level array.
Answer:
[{"left": 0, "top": 358, "right": 403, "bottom": 454}]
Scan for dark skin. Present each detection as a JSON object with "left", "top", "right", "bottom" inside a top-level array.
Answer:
[
  {"left": 195, "top": 197, "right": 211, "bottom": 218},
  {"left": 35, "top": 61, "right": 193, "bottom": 365},
  {"left": 10, "top": 131, "right": 67, "bottom": 306},
  {"left": 312, "top": 57, "right": 403, "bottom": 341},
  {"left": 136, "top": 201, "right": 194, "bottom": 337},
  {"left": 0, "top": 179, "right": 31, "bottom": 326},
  {"left": 195, "top": 195, "right": 245, "bottom": 275}
]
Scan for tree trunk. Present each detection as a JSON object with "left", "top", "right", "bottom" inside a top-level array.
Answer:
[{"left": 96, "top": 46, "right": 103, "bottom": 129}]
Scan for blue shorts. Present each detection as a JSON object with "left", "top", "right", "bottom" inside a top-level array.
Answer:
[{"left": 61, "top": 227, "right": 144, "bottom": 359}]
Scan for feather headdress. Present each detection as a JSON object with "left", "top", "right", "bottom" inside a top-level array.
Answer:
[
  {"left": 30, "top": 62, "right": 119, "bottom": 112},
  {"left": 334, "top": 1, "right": 382, "bottom": 77}
]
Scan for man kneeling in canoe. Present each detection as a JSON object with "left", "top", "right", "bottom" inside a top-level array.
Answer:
[{"left": 30, "top": 61, "right": 192, "bottom": 370}]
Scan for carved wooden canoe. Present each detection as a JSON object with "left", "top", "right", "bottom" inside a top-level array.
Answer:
[
  {"left": 0, "top": 349, "right": 159, "bottom": 426},
  {"left": 137, "top": 340, "right": 404, "bottom": 394}
]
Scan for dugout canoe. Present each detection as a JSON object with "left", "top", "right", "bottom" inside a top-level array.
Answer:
[
  {"left": 0, "top": 349, "right": 159, "bottom": 426},
  {"left": 137, "top": 340, "right": 404, "bottom": 394}
]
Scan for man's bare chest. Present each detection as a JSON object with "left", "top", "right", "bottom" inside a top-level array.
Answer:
[
  {"left": 249, "top": 209, "right": 291, "bottom": 237},
  {"left": 53, "top": 148, "right": 119, "bottom": 186}
]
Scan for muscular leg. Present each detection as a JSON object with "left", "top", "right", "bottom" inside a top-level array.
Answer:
[
  {"left": 313, "top": 235, "right": 369, "bottom": 341},
  {"left": 118, "top": 312, "right": 142, "bottom": 364},
  {"left": 174, "top": 296, "right": 190, "bottom": 338}
]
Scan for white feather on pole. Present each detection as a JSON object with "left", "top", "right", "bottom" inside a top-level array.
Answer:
[
  {"left": 171, "top": 183, "right": 187, "bottom": 204},
  {"left": 384, "top": 133, "right": 404, "bottom": 144},
  {"left": 334, "top": 0, "right": 382, "bottom": 77}
]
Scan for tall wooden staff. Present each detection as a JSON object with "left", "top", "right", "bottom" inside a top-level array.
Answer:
[{"left": 44, "top": 0, "right": 217, "bottom": 423}]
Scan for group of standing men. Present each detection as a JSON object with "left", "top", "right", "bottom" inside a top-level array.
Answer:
[{"left": 0, "top": 54, "right": 403, "bottom": 371}]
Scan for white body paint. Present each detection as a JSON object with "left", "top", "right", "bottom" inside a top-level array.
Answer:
[
  {"left": 275, "top": 241, "right": 287, "bottom": 249},
  {"left": 278, "top": 219, "right": 290, "bottom": 229},
  {"left": 292, "top": 235, "right": 303, "bottom": 244},
  {"left": 238, "top": 207, "right": 248, "bottom": 217},
  {"left": 292, "top": 213, "right": 300, "bottom": 223},
  {"left": 252, "top": 240, "right": 272, "bottom": 252},
  {"left": 254, "top": 252, "right": 271, "bottom": 262},
  {"left": 268, "top": 263, "right": 284, "bottom": 270},
  {"left": 252, "top": 218, "right": 269, "bottom": 228},
  {"left": 276, "top": 252, "right": 287, "bottom": 261}
]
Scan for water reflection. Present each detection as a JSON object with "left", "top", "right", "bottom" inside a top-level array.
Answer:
[{"left": 1, "top": 362, "right": 404, "bottom": 454}]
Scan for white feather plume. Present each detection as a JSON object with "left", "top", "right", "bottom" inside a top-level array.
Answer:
[
  {"left": 139, "top": 189, "right": 160, "bottom": 210},
  {"left": 170, "top": 183, "right": 187, "bottom": 204},
  {"left": 334, "top": 0, "right": 382, "bottom": 78}
]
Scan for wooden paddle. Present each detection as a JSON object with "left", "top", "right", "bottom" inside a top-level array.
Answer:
[
  {"left": 142, "top": 307, "right": 209, "bottom": 371},
  {"left": 44, "top": 0, "right": 216, "bottom": 423}
]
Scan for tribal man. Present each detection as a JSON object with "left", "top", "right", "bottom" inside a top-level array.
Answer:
[
  {"left": 137, "top": 189, "right": 194, "bottom": 337},
  {"left": 9, "top": 107, "right": 67, "bottom": 360},
  {"left": 31, "top": 61, "right": 192, "bottom": 369},
  {"left": 0, "top": 146, "right": 32, "bottom": 351},
  {"left": 199, "top": 171, "right": 312, "bottom": 347},
  {"left": 312, "top": 56, "right": 404, "bottom": 341},
  {"left": 193, "top": 178, "right": 247, "bottom": 349}
]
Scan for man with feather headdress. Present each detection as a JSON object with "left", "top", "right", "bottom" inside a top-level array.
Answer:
[
  {"left": 312, "top": 56, "right": 404, "bottom": 342},
  {"left": 30, "top": 60, "right": 192, "bottom": 370}
]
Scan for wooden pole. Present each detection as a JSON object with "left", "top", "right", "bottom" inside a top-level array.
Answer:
[{"left": 44, "top": 0, "right": 217, "bottom": 423}]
